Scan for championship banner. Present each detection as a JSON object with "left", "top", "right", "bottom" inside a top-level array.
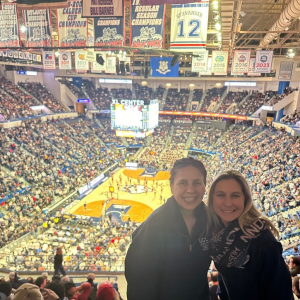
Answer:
[
  {"left": 231, "top": 50, "right": 251, "bottom": 74},
  {"left": 59, "top": 51, "right": 72, "bottom": 70},
  {"left": 105, "top": 56, "right": 116, "bottom": 73},
  {"left": 23, "top": 9, "right": 52, "bottom": 47},
  {"left": 254, "top": 50, "right": 273, "bottom": 73},
  {"left": 17, "top": 0, "right": 67, "bottom": 9},
  {"left": 191, "top": 50, "right": 208, "bottom": 73},
  {"left": 140, "top": 0, "right": 202, "bottom": 5},
  {"left": 211, "top": 51, "right": 229, "bottom": 75},
  {"left": 247, "top": 58, "right": 261, "bottom": 76},
  {"left": 42, "top": 50, "right": 56, "bottom": 70},
  {"left": 82, "top": 0, "right": 123, "bottom": 17},
  {"left": 170, "top": 2, "right": 209, "bottom": 51},
  {"left": 130, "top": 1, "right": 165, "bottom": 48},
  {"left": 278, "top": 61, "right": 294, "bottom": 80},
  {"left": 199, "top": 57, "right": 212, "bottom": 75},
  {"left": 91, "top": 58, "right": 106, "bottom": 73},
  {"left": 75, "top": 51, "right": 89, "bottom": 70},
  {"left": 57, "top": 0, "right": 88, "bottom": 47},
  {"left": 150, "top": 57, "right": 179, "bottom": 77},
  {"left": 94, "top": 17, "right": 124, "bottom": 47},
  {"left": 0, "top": 4, "right": 20, "bottom": 48}
]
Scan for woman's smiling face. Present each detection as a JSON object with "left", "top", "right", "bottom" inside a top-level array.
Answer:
[
  {"left": 171, "top": 165, "right": 206, "bottom": 212},
  {"left": 212, "top": 178, "right": 245, "bottom": 226}
]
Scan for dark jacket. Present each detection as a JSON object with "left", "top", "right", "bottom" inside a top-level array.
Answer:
[
  {"left": 215, "top": 229, "right": 293, "bottom": 300},
  {"left": 125, "top": 197, "right": 211, "bottom": 300},
  {"left": 290, "top": 265, "right": 300, "bottom": 277},
  {"left": 54, "top": 254, "right": 63, "bottom": 268}
]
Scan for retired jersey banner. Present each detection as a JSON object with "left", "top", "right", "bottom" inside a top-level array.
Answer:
[
  {"left": 231, "top": 50, "right": 251, "bottom": 74},
  {"left": 211, "top": 51, "right": 229, "bottom": 75},
  {"left": 75, "top": 51, "right": 89, "bottom": 70},
  {"left": 105, "top": 56, "right": 116, "bottom": 73},
  {"left": 170, "top": 2, "right": 209, "bottom": 51},
  {"left": 94, "top": 17, "right": 124, "bottom": 47},
  {"left": 23, "top": 9, "right": 52, "bottom": 47},
  {"left": 59, "top": 51, "right": 72, "bottom": 69},
  {"left": 82, "top": 0, "right": 123, "bottom": 17},
  {"left": 248, "top": 58, "right": 261, "bottom": 76},
  {"left": 279, "top": 61, "right": 294, "bottom": 80},
  {"left": 0, "top": 4, "right": 20, "bottom": 48},
  {"left": 42, "top": 50, "right": 56, "bottom": 70},
  {"left": 254, "top": 50, "right": 273, "bottom": 73},
  {"left": 57, "top": 0, "right": 88, "bottom": 47},
  {"left": 17, "top": 0, "right": 67, "bottom": 9},
  {"left": 150, "top": 57, "right": 179, "bottom": 77},
  {"left": 191, "top": 50, "right": 208, "bottom": 73},
  {"left": 130, "top": 1, "right": 165, "bottom": 48}
]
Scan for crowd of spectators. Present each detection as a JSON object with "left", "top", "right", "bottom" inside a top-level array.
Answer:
[
  {"left": 217, "top": 91, "right": 248, "bottom": 113},
  {"left": 163, "top": 88, "right": 189, "bottom": 111},
  {"left": 19, "top": 82, "right": 66, "bottom": 113},
  {"left": 201, "top": 87, "right": 227, "bottom": 112}
]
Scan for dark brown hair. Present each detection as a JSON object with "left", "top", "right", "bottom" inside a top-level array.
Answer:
[{"left": 170, "top": 157, "right": 207, "bottom": 185}]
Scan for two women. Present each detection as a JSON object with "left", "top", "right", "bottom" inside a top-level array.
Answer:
[{"left": 125, "top": 158, "right": 293, "bottom": 300}]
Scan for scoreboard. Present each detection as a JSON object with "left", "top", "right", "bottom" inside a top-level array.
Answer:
[{"left": 111, "top": 99, "right": 159, "bottom": 132}]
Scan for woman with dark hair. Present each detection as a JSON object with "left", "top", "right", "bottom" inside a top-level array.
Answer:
[
  {"left": 207, "top": 170, "right": 293, "bottom": 300},
  {"left": 125, "top": 157, "right": 211, "bottom": 300}
]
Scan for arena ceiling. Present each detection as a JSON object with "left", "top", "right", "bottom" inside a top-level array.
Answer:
[{"left": 8, "top": 0, "right": 300, "bottom": 57}]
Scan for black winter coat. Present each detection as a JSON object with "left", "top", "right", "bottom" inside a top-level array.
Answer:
[
  {"left": 215, "top": 229, "right": 293, "bottom": 300},
  {"left": 125, "top": 197, "right": 211, "bottom": 300}
]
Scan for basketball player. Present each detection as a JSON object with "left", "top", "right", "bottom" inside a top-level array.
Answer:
[{"left": 84, "top": 202, "right": 87, "bottom": 212}]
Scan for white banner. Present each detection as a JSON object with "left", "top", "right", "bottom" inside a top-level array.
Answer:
[
  {"left": 42, "top": 50, "right": 56, "bottom": 70},
  {"left": 278, "top": 61, "right": 294, "bottom": 80},
  {"left": 232, "top": 50, "right": 251, "bottom": 74},
  {"left": 254, "top": 50, "right": 273, "bottom": 73},
  {"left": 248, "top": 58, "right": 261, "bottom": 76},
  {"left": 59, "top": 51, "right": 72, "bottom": 70},
  {"left": 57, "top": 0, "right": 88, "bottom": 47},
  {"left": 91, "top": 52, "right": 107, "bottom": 73},
  {"left": 199, "top": 57, "right": 212, "bottom": 75},
  {"left": 82, "top": 0, "right": 123, "bottom": 17},
  {"left": 211, "top": 51, "right": 228, "bottom": 75},
  {"left": 170, "top": 2, "right": 209, "bottom": 52},
  {"left": 106, "top": 56, "right": 116, "bottom": 74},
  {"left": 75, "top": 51, "right": 89, "bottom": 70},
  {"left": 191, "top": 50, "right": 208, "bottom": 73},
  {"left": 85, "top": 49, "right": 95, "bottom": 62}
]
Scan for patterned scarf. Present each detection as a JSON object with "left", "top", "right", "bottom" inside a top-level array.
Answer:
[{"left": 209, "top": 218, "right": 267, "bottom": 267}]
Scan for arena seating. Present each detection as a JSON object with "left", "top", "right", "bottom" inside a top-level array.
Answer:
[
  {"left": 201, "top": 86, "right": 227, "bottom": 112},
  {"left": 18, "top": 82, "right": 66, "bottom": 113},
  {"left": 134, "top": 83, "right": 154, "bottom": 101},
  {"left": 163, "top": 88, "right": 189, "bottom": 111},
  {"left": 217, "top": 91, "right": 248, "bottom": 113}
]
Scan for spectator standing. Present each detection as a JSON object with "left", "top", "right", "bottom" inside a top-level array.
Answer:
[
  {"left": 126, "top": 158, "right": 211, "bottom": 300},
  {"left": 0, "top": 281, "right": 12, "bottom": 300},
  {"left": 54, "top": 247, "right": 66, "bottom": 276},
  {"left": 207, "top": 170, "right": 293, "bottom": 300}
]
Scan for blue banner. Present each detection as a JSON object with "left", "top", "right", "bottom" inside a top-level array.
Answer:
[
  {"left": 94, "top": 17, "right": 124, "bottom": 47},
  {"left": 24, "top": 9, "right": 52, "bottom": 47},
  {"left": 150, "top": 57, "right": 179, "bottom": 77},
  {"left": 130, "top": 2, "right": 165, "bottom": 48},
  {"left": 0, "top": 4, "right": 20, "bottom": 48}
]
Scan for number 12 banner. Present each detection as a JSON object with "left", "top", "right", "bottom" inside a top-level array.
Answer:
[
  {"left": 254, "top": 50, "right": 273, "bottom": 73},
  {"left": 232, "top": 50, "right": 251, "bottom": 74},
  {"left": 170, "top": 1, "right": 209, "bottom": 51}
]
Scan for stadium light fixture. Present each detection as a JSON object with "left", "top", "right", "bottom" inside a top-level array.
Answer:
[
  {"left": 20, "top": 25, "right": 27, "bottom": 33},
  {"left": 215, "top": 22, "right": 221, "bottom": 31},
  {"left": 141, "top": 81, "right": 147, "bottom": 86},
  {"left": 55, "top": 51, "right": 59, "bottom": 57},
  {"left": 166, "top": 83, "right": 172, "bottom": 89}
]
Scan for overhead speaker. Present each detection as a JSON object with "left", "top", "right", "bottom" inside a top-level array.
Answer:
[
  {"left": 96, "top": 54, "right": 105, "bottom": 66},
  {"left": 116, "top": 63, "right": 120, "bottom": 74},
  {"left": 120, "top": 61, "right": 126, "bottom": 76},
  {"left": 125, "top": 63, "right": 130, "bottom": 72},
  {"left": 171, "top": 55, "right": 180, "bottom": 67}
]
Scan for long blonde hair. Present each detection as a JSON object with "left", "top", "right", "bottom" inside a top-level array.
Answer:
[{"left": 207, "top": 170, "right": 278, "bottom": 238}]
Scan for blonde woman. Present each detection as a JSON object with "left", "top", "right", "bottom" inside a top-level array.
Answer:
[{"left": 207, "top": 170, "right": 292, "bottom": 300}]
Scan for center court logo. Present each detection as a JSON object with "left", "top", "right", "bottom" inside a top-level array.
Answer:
[{"left": 156, "top": 60, "right": 170, "bottom": 75}]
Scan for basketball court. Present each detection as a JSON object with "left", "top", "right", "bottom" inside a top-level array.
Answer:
[{"left": 68, "top": 168, "right": 172, "bottom": 223}]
